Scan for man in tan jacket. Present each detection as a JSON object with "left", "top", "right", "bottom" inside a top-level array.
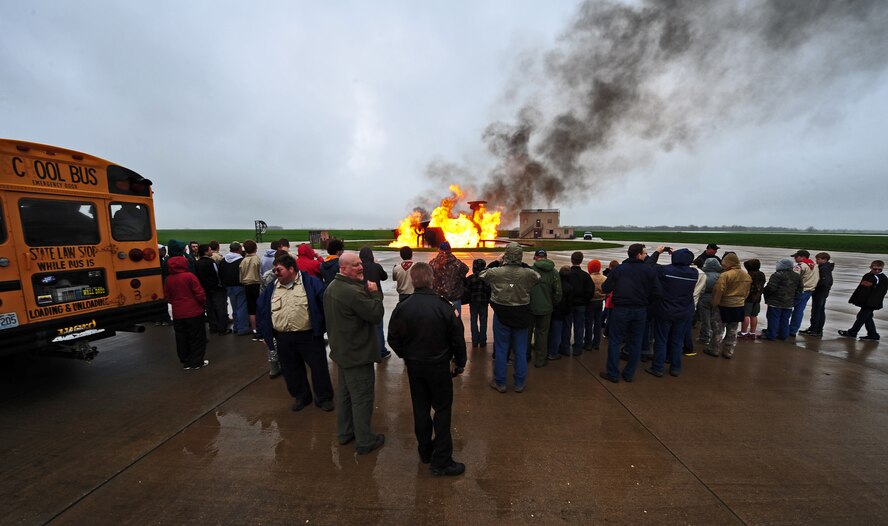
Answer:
[
  {"left": 707, "top": 253, "right": 752, "bottom": 359},
  {"left": 789, "top": 249, "right": 819, "bottom": 337}
]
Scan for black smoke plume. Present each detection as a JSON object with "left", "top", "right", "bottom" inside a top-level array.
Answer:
[{"left": 428, "top": 0, "right": 888, "bottom": 220}]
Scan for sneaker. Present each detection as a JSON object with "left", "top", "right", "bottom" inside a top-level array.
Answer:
[
  {"left": 381, "top": 350, "right": 392, "bottom": 359},
  {"left": 251, "top": 331, "right": 261, "bottom": 341},
  {"left": 805, "top": 332, "right": 823, "bottom": 337},
  {"left": 356, "top": 433, "right": 385, "bottom": 455},
  {"left": 184, "top": 359, "right": 210, "bottom": 370},
  {"left": 599, "top": 371, "right": 619, "bottom": 383},
  {"left": 431, "top": 460, "right": 466, "bottom": 476},
  {"left": 318, "top": 400, "right": 335, "bottom": 412},
  {"left": 489, "top": 381, "right": 507, "bottom": 393},
  {"left": 291, "top": 398, "right": 312, "bottom": 411},
  {"left": 683, "top": 350, "right": 697, "bottom": 356},
  {"left": 668, "top": 368, "right": 680, "bottom": 377},
  {"left": 269, "top": 360, "right": 282, "bottom": 379},
  {"left": 514, "top": 385, "right": 525, "bottom": 393},
  {"left": 644, "top": 366, "right": 663, "bottom": 378},
  {"left": 838, "top": 330, "right": 857, "bottom": 339},
  {"left": 704, "top": 349, "right": 720, "bottom": 357},
  {"left": 859, "top": 334, "right": 881, "bottom": 341},
  {"left": 547, "top": 354, "right": 561, "bottom": 361}
]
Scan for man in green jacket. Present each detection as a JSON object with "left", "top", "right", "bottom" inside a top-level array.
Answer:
[
  {"left": 323, "top": 252, "right": 386, "bottom": 454},
  {"left": 480, "top": 243, "right": 540, "bottom": 393},
  {"left": 528, "top": 249, "right": 562, "bottom": 368}
]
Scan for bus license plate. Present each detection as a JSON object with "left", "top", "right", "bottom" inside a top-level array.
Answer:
[{"left": 0, "top": 313, "right": 20, "bottom": 330}]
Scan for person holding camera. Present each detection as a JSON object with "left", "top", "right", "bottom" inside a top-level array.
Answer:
[{"left": 388, "top": 262, "right": 468, "bottom": 476}]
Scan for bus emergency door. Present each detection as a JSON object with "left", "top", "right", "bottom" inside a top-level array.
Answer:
[{"left": 9, "top": 192, "right": 120, "bottom": 324}]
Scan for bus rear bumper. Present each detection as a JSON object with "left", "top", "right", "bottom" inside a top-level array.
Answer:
[{"left": 0, "top": 300, "right": 168, "bottom": 358}]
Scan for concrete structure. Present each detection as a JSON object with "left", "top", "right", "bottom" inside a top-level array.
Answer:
[{"left": 519, "top": 208, "right": 574, "bottom": 239}]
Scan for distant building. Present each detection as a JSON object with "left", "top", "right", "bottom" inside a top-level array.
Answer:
[{"left": 519, "top": 209, "right": 574, "bottom": 239}]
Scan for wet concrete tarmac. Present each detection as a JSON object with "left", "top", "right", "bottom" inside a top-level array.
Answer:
[{"left": 2, "top": 243, "right": 887, "bottom": 525}]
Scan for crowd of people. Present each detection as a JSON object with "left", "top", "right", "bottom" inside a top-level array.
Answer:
[{"left": 157, "top": 236, "right": 887, "bottom": 477}]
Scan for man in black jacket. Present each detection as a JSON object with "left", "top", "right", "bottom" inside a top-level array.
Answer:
[
  {"left": 388, "top": 262, "right": 467, "bottom": 476},
  {"left": 563, "top": 251, "right": 594, "bottom": 356},
  {"left": 195, "top": 244, "right": 230, "bottom": 334},
  {"left": 839, "top": 260, "right": 887, "bottom": 341},
  {"left": 600, "top": 244, "right": 661, "bottom": 383}
]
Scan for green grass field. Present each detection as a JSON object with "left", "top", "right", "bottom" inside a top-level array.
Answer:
[
  {"left": 156, "top": 229, "right": 884, "bottom": 254},
  {"left": 592, "top": 231, "right": 886, "bottom": 254}
]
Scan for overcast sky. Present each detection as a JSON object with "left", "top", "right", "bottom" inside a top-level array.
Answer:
[{"left": 2, "top": 1, "right": 887, "bottom": 231}]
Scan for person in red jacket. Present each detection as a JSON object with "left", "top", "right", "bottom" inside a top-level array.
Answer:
[
  {"left": 164, "top": 255, "right": 209, "bottom": 369},
  {"left": 296, "top": 243, "right": 324, "bottom": 277}
]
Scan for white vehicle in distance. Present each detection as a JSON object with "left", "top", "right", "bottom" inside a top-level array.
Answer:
[{"left": 583, "top": 231, "right": 593, "bottom": 240}]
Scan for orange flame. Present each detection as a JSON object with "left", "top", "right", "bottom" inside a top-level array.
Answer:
[{"left": 390, "top": 185, "right": 501, "bottom": 248}]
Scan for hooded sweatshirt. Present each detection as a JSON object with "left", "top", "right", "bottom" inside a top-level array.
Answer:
[
  {"left": 359, "top": 246, "right": 387, "bottom": 297},
  {"left": 815, "top": 262, "right": 835, "bottom": 295},
  {"left": 764, "top": 258, "right": 804, "bottom": 308},
  {"left": 479, "top": 243, "right": 540, "bottom": 327},
  {"left": 219, "top": 251, "right": 244, "bottom": 287},
  {"left": 393, "top": 259, "right": 415, "bottom": 296},
  {"left": 296, "top": 244, "right": 323, "bottom": 277},
  {"left": 529, "top": 258, "right": 562, "bottom": 315},
  {"left": 259, "top": 249, "right": 278, "bottom": 275},
  {"left": 711, "top": 253, "right": 752, "bottom": 308},
  {"left": 163, "top": 256, "right": 206, "bottom": 319},
  {"left": 652, "top": 248, "right": 698, "bottom": 320}
]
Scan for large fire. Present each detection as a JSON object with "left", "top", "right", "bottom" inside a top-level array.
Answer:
[{"left": 390, "top": 185, "right": 501, "bottom": 248}]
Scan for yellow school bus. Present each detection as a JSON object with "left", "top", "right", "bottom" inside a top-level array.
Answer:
[{"left": 0, "top": 139, "right": 167, "bottom": 359}]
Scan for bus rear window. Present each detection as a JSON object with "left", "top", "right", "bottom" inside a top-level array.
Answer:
[
  {"left": 110, "top": 202, "right": 151, "bottom": 241},
  {"left": 19, "top": 199, "right": 100, "bottom": 246},
  {"left": 108, "top": 165, "right": 152, "bottom": 197}
]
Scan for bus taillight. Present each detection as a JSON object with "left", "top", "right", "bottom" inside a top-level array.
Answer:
[
  {"left": 141, "top": 247, "right": 157, "bottom": 261},
  {"left": 128, "top": 248, "right": 144, "bottom": 262},
  {"left": 130, "top": 279, "right": 141, "bottom": 289}
]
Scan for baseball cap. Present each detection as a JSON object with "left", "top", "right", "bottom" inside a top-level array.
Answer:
[
  {"left": 791, "top": 249, "right": 810, "bottom": 258},
  {"left": 534, "top": 249, "right": 547, "bottom": 258},
  {"left": 439, "top": 241, "right": 451, "bottom": 251},
  {"left": 706, "top": 243, "right": 719, "bottom": 250}
]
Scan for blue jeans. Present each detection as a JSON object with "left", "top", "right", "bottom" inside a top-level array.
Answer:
[
  {"left": 766, "top": 306, "right": 792, "bottom": 340},
  {"left": 548, "top": 319, "right": 564, "bottom": 356},
  {"left": 469, "top": 302, "right": 488, "bottom": 345},
  {"left": 651, "top": 315, "right": 691, "bottom": 374},
  {"left": 584, "top": 301, "right": 603, "bottom": 348},
  {"left": 451, "top": 299, "right": 462, "bottom": 317},
  {"left": 226, "top": 285, "right": 249, "bottom": 335},
  {"left": 605, "top": 306, "right": 646, "bottom": 381},
  {"left": 789, "top": 290, "right": 812, "bottom": 335},
  {"left": 493, "top": 314, "right": 528, "bottom": 388}
]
